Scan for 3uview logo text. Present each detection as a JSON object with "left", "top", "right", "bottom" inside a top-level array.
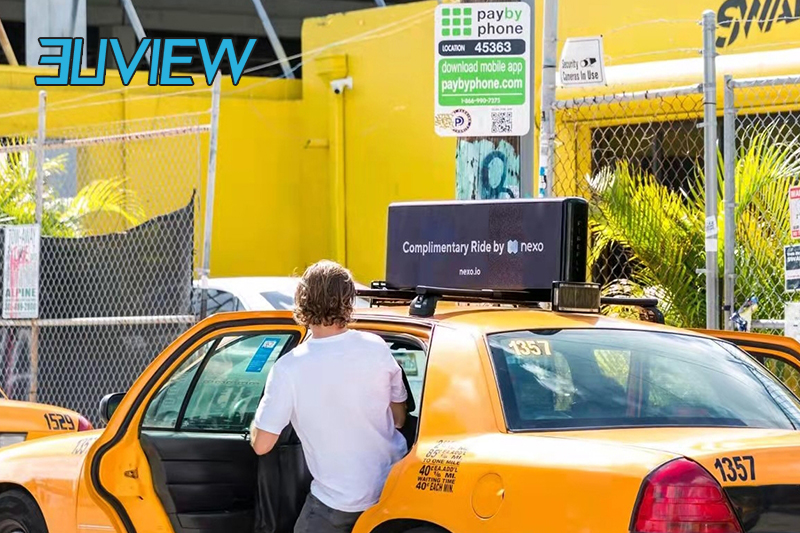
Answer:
[{"left": 34, "top": 38, "right": 256, "bottom": 86}]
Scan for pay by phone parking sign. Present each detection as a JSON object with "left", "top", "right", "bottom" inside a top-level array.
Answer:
[{"left": 434, "top": 2, "right": 532, "bottom": 137}]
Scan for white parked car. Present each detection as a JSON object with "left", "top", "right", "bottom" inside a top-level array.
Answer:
[{"left": 191, "top": 276, "right": 371, "bottom": 316}]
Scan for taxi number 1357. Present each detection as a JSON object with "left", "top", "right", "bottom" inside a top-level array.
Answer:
[
  {"left": 508, "top": 340, "right": 552, "bottom": 356},
  {"left": 714, "top": 456, "right": 756, "bottom": 482}
]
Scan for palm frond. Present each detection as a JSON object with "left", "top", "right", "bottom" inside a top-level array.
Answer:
[
  {"left": 0, "top": 136, "right": 147, "bottom": 237},
  {"left": 589, "top": 125, "right": 800, "bottom": 328}
]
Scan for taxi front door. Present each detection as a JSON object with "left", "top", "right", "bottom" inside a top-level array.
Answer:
[{"left": 81, "top": 311, "right": 306, "bottom": 533}]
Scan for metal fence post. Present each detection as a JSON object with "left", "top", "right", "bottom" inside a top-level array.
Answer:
[
  {"left": 35, "top": 90, "right": 46, "bottom": 225},
  {"left": 30, "top": 90, "right": 46, "bottom": 403},
  {"left": 723, "top": 75, "right": 736, "bottom": 330},
  {"left": 702, "top": 10, "right": 719, "bottom": 330},
  {"left": 199, "top": 76, "right": 221, "bottom": 321}
]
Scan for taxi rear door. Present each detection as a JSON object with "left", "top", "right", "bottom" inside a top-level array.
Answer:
[
  {"left": 81, "top": 311, "right": 306, "bottom": 533},
  {"left": 698, "top": 330, "right": 800, "bottom": 398}
]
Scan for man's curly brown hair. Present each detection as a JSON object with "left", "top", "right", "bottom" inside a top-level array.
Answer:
[{"left": 293, "top": 260, "right": 356, "bottom": 328}]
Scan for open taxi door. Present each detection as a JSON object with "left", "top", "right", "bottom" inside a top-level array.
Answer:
[
  {"left": 697, "top": 329, "right": 800, "bottom": 398},
  {"left": 81, "top": 311, "right": 306, "bottom": 533}
]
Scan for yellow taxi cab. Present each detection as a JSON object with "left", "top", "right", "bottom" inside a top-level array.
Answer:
[
  {"left": 0, "top": 384, "right": 92, "bottom": 449},
  {"left": 0, "top": 198, "right": 799, "bottom": 533}
]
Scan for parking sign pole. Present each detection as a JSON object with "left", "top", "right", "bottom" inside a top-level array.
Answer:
[
  {"left": 444, "top": 0, "right": 529, "bottom": 201},
  {"left": 537, "top": 0, "right": 557, "bottom": 197},
  {"left": 35, "top": 90, "right": 46, "bottom": 225},
  {"left": 519, "top": 0, "right": 536, "bottom": 198}
]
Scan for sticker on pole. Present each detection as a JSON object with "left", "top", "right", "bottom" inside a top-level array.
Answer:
[
  {"left": 790, "top": 185, "right": 800, "bottom": 239},
  {"left": 559, "top": 36, "right": 606, "bottom": 87},
  {"left": 434, "top": 2, "right": 532, "bottom": 137},
  {"left": 786, "top": 302, "right": 800, "bottom": 341},
  {"left": 2, "top": 225, "right": 41, "bottom": 319},
  {"left": 785, "top": 244, "right": 800, "bottom": 292}
]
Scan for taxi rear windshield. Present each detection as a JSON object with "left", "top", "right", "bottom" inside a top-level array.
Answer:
[{"left": 487, "top": 329, "right": 800, "bottom": 431}]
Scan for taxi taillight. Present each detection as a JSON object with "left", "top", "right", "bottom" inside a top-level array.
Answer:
[
  {"left": 631, "top": 458, "right": 743, "bottom": 533},
  {"left": 78, "top": 415, "right": 93, "bottom": 431}
]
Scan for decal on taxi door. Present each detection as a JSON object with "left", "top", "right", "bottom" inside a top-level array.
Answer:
[
  {"left": 714, "top": 456, "right": 756, "bottom": 482},
  {"left": 416, "top": 440, "right": 467, "bottom": 494}
]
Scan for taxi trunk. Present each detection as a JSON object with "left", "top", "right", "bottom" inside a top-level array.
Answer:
[{"left": 571, "top": 427, "right": 800, "bottom": 532}]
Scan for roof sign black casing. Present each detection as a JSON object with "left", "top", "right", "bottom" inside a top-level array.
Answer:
[{"left": 385, "top": 198, "right": 588, "bottom": 292}]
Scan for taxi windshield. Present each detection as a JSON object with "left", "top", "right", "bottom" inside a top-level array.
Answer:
[{"left": 487, "top": 329, "right": 800, "bottom": 431}]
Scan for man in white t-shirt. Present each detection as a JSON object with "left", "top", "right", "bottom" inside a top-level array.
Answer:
[{"left": 251, "top": 260, "right": 409, "bottom": 533}]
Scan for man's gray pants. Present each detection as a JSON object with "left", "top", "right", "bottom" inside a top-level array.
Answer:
[{"left": 294, "top": 493, "right": 363, "bottom": 533}]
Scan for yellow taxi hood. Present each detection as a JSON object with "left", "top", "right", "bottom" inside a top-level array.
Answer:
[
  {"left": 554, "top": 427, "right": 800, "bottom": 485},
  {"left": 0, "top": 429, "right": 102, "bottom": 504},
  {"left": 0, "top": 399, "right": 82, "bottom": 433}
]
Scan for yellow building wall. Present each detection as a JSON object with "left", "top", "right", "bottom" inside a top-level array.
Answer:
[
  {"left": 0, "top": 67, "right": 304, "bottom": 278},
  {"left": 2, "top": 0, "right": 800, "bottom": 286},
  {"left": 300, "top": 2, "right": 457, "bottom": 284}
]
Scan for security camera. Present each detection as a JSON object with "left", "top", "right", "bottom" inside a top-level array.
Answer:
[{"left": 330, "top": 77, "right": 353, "bottom": 95}]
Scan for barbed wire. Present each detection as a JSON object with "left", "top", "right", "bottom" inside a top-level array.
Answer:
[
  {"left": 604, "top": 48, "right": 703, "bottom": 65},
  {"left": 601, "top": 18, "right": 703, "bottom": 36}
]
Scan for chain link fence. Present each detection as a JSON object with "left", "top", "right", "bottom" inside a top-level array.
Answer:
[
  {"left": 0, "top": 93, "right": 215, "bottom": 426},
  {"left": 551, "top": 87, "right": 707, "bottom": 326},
  {"left": 722, "top": 76, "right": 800, "bottom": 333}
]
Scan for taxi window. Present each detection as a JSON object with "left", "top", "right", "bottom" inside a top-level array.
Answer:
[
  {"left": 388, "top": 343, "right": 427, "bottom": 417},
  {"left": 762, "top": 357, "right": 800, "bottom": 398},
  {"left": 143, "top": 333, "right": 296, "bottom": 432},
  {"left": 488, "top": 329, "right": 800, "bottom": 431}
]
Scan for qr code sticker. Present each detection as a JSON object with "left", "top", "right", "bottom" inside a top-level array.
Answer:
[{"left": 491, "top": 111, "right": 512, "bottom": 134}]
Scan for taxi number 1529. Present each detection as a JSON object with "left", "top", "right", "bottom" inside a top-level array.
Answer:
[
  {"left": 44, "top": 413, "right": 74, "bottom": 431},
  {"left": 508, "top": 340, "right": 552, "bottom": 356}
]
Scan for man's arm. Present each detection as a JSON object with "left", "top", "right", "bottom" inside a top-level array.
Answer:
[
  {"left": 390, "top": 401, "right": 406, "bottom": 429},
  {"left": 386, "top": 347, "right": 409, "bottom": 429},
  {"left": 250, "top": 420, "right": 281, "bottom": 455},
  {"left": 250, "top": 364, "right": 292, "bottom": 455}
]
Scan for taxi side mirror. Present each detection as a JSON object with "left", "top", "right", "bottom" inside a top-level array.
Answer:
[{"left": 99, "top": 392, "right": 125, "bottom": 425}]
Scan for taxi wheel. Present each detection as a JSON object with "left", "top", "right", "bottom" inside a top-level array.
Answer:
[
  {"left": 405, "top": 528, "right": 445, "bottom": 533},
  {"left": 0, "top": 490, "right": 48, "bottom": 533}
]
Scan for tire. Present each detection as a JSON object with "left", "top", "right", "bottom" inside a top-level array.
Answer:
[
  {"left": 405, "top": 528, "right": 445, "bottom": 533},
  {"left": 0, "top": 490, "right": 48, "bottom": 533}
]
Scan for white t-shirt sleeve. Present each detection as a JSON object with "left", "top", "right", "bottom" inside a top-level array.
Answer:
[
  {"left": 253, "top": 363, "right": 293, "bottom": 435},
  {"left": 383, "top": 346, "right": 408, "bottom": 404}
]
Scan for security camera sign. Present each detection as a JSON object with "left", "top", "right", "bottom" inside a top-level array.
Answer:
[
  {"left": 559, "top": 36, "right": 606, "bottom": 87},
  {"left": 434, "top": 2, "right": 532, "bottom": 137}
]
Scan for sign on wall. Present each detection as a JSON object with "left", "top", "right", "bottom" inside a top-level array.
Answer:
[
  {"left": 559, "top": 36, "right": 606, "bottom": 87},
  {"left": 434, "top": 2, "right": 532, "bottom": 137},
  {"left": 2, "top": 225, "right": 41, "bottom": 319},
  {"left": 790, "top": 185, "right": 800, "bottom": 239},
  {"left": 785, "top": 244, "right": 800, "bottom": 293}
]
